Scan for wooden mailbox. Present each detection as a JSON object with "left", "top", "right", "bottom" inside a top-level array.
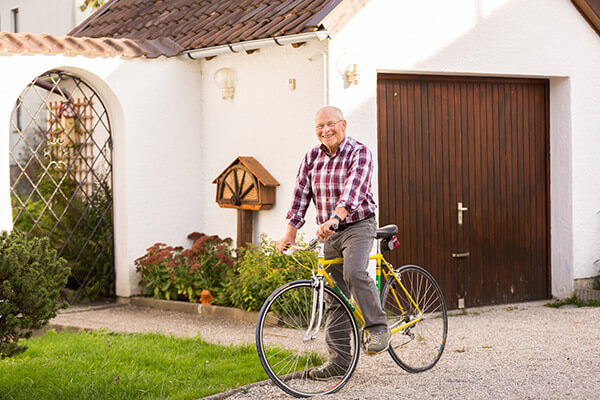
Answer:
[{"left": 213, "top": 157, "right": 279, "bottom": 246}]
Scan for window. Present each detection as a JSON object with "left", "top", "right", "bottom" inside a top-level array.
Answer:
[{"left": 11, "top": 8, "right": 19, "bottom": 33}]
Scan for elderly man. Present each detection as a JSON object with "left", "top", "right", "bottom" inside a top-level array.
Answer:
[{"left": 277, "top": 106, "right": 390, "bottom": 381}]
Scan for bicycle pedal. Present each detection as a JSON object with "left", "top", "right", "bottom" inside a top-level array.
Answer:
[{"left": 367, "top": 344, "right": 390, "bottom": 355}]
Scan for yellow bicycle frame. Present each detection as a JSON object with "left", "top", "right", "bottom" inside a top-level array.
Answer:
[{"left": 317, "top": 254, "right": 423, "bottom": 335}]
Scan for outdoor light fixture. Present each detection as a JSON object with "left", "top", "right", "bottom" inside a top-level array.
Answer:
[
  {"left": 345, "top": 63, "right": 360, "bottom": 85},
  {"left": 214, "top": 67, "right": 236, "bottom": 99},
  {"left": 336, "top": 52, "right": 363, "bottom": 87}
]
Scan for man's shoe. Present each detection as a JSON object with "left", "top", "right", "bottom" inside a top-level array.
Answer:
[
  {"left": 366, "top": 328, "right": 391, "bottom": 355},
  {"left": 308, "top": 361, "right": 347, "bottom": 381}
]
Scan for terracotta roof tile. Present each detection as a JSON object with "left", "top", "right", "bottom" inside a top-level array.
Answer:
[
  {"left": 252, "top": 15, "right": 286, "bottom": 38},
  {"left": 284, "top": 9, "right": 321, "bottom": 34},
  {"left": 70, "top": 0, "right": 343, "bottom": 54},
  {"left": 222, "top": 22, "right": 251, "bottom": 43},
  {"left": 0, "top": 32, "right": 183, "bottom": 58}
]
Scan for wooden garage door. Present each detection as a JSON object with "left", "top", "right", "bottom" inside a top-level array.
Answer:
[{"left": 377, "top": 74, "right": 550, "bottom": 309}]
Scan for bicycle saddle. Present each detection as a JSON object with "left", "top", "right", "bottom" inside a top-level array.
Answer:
[{"left": 375, "top": 224, "right": 398, "bottom": 239}]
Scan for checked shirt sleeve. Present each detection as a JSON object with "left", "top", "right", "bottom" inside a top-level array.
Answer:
[
  {"left": 286, "top": 154, "right": 313, "bottom": 229},
  {"left": 336, "top": 145, "right": 373, "bottom": 213}
]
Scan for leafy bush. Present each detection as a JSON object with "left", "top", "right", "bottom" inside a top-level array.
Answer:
[
  {"left": 221, "top": 234, "right": 314, "bottom": 312},
  {"left": 0, "top": 231, "right": 70, "bottom": 358},
  {"left": 135, "top": 234, "right": 234, "bottom": 303},
  {"left": 135, "top": 233, "right": 315, "bottom": 313}
]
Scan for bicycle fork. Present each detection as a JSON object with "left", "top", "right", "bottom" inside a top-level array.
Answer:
[{"left": 303, "top": 275, "right": 324, "bottom": 342}]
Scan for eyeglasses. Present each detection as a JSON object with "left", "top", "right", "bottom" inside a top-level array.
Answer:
[{"left": 315, "top": 120, "right": 342, "bottom": 130}]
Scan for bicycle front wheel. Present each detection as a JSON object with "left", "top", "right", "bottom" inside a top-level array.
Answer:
[
  {"left": 256, "top": 280, "right": 360, "bottom": 398},
  {"left": 381, "top": 265, "right": 447, "bottom": 373}
]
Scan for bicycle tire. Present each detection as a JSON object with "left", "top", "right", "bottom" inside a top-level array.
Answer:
[
  {"left": 256, "top": 280, "right": 360, "bottom": 398},
  {"left": 381, "top": 265, "right": 448, "bottom": 373}
]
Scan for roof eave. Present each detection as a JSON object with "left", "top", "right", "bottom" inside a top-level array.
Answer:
[
  {"left": 307, "top": 0, "right": 371, "bottom": 37},
  {"left": 572, "top": 0, "right": 600, "bottom": 37},
  {"left": 180, "top": 31, "right": 330, "bottom": 60}
]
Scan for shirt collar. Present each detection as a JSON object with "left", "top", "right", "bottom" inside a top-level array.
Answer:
[{"left": 319, "top": 135, "right": 349, "bottom": 158}]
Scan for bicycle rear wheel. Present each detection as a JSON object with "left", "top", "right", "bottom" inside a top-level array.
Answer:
[
  {"left": 256, "top": 280, "right": 360, "bottom": 398},
  {"left": 381, "top": 265, "right": 447, "bottom": 373}
]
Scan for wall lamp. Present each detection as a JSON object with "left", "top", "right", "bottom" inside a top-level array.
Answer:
[
  {"left": 344, "top": 63, "right": 360, "bottom": 85},
  {"left": 336, "top": 52, "right": 362, "bottom": 87},
  {"left": 214, "top": 67, "right": 236, "bottom": 100}
]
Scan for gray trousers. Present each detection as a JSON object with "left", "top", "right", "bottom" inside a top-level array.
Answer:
[{"left": 323, "top": 216, "right": 387, "bottom": 366}]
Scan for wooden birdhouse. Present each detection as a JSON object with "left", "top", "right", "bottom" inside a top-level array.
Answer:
[
  {"left": 213, "top": 157, "right": 279, "bottom": 247},
  {"left": 213, "top": 156, "right": 279, "bottom": 210}
]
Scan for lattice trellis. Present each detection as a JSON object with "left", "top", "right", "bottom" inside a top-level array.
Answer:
[
  {"left": 9, "top": 71, "right": 114, "bottom": 303},
  {"left": 46, "top": 99, "right": 96, "bottom": 195}
]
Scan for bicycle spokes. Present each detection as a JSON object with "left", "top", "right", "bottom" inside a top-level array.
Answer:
[
  {"left": 382, "top": 266, "right": 447, "bottom": 373},
  {"left": 256, "top": 281, "right": 360, "bottom": 398}
]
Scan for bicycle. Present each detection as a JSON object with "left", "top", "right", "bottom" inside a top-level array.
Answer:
[{"left": 255, "top": 224, "right": 448, "bottom": 398}]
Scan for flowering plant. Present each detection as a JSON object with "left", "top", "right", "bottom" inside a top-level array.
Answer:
[{"left": 135, "top": 233, "right": 233, "bottom": 302}]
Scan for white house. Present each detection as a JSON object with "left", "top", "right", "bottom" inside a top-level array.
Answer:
[
  {"left": 0, "top": 0, "right": 92, "bottom": 35},
  {"left": 1, "top": 0, "right": 599, "bottom": 308}
]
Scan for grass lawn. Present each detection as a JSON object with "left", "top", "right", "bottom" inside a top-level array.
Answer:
[{"left": 0, "top": 329, "right": 269, "bottom": 400}]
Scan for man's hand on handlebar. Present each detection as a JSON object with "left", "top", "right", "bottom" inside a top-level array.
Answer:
[
  {"left": 277, "top": 237, "right": 296, "bottom": 253},
  {"left": 316, "top": 218, "right": 339, "bottom": 242},
  {"left": 277, "top": 225, "right": 298, "bottom": 254}
]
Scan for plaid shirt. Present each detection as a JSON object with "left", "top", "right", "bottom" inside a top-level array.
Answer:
[{"left": 286, "top": 135, "right": 377, "bottom": 229}]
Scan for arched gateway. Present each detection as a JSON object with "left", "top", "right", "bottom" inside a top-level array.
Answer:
[{"left": 9, "top": 70, "right": 114, "bottom": 303}]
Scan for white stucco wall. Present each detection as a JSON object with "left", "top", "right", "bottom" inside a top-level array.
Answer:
[
  {"left": 196, "top": 39, "right": 328, "bottom": 245},
  {"left": 0, "top": 53, "right": 204, "bottom": 296},
  {"left": 327, "top": 0, "right": 600, "bottom": 297}
]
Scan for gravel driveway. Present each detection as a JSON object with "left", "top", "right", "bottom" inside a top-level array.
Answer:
[
  {"left": 225, "top": 301, "right": 600, "bottom": 400},
  {"left": 50, "top": 300, "right": 600, "bottom": 399}
]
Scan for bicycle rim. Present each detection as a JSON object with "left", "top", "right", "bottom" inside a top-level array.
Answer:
[
  {"left": 256, "top": 280, "right": 360, "bottom": 398},
  {"left": 382, "top": 265, "right": 447, "bottom": 372}
]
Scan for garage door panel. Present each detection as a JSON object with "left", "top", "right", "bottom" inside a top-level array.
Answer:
[{"left": 377, "top": 74, "right": 549, "bottom": 309}]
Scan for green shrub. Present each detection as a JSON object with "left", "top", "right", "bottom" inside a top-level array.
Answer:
[
  {"left": 0, "top": 231, "right": 70, "bottom": 358},
  {"left": 222, "top": 234, "right": 314, "bottom": 312},
  {"left": 135, "top": 233, "right": 315, "bottom": 313},
  {"left": 135, "top": 234, "right": 234, "bottom": 303}
]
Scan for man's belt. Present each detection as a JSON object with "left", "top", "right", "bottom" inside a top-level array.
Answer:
[{"left": 337, "top": 213, "right": 375, "bottom": 232}]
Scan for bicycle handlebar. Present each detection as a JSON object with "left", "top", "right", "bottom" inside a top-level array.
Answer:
[
  {"left": 282, "top": 239, "right": 319, "bottom": 255},
  {"left": 282, "top": 224, "right": 338, "bottom": 255}
]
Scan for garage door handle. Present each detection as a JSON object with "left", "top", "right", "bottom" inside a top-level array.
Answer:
[
  {"left": 458, "top": 202, "right": 468, "bottom": 225},
  {"left": 452, "top": 252, "right": 470, "bottom": 258}
]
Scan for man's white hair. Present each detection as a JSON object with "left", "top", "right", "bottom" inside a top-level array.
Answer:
[{"left": 315, "top": 106, "right": 345, "bottom": 120}]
